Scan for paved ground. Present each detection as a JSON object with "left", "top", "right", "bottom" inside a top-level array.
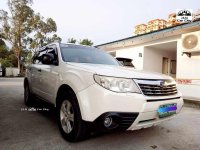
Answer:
[{"left": 0, "top": 78, "right": 200, "bottom": 150}]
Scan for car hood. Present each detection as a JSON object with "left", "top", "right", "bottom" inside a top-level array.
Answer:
[{"left": 68, "top": 63, "right": 173, "bottom": 80}]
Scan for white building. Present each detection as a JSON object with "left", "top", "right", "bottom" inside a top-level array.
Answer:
[{"left": 96, "top": 21, "right": 200, "bottom": 101}]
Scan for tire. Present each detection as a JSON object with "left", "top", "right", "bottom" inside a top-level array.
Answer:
[
  {"left": 24, "top": 83, "right": 35, "bottom": 106},
  {"left": 57, "top": 91, "right": 87, "bottom": 142}
]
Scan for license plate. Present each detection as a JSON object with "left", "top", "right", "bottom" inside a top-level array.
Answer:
[{"left": 157, "top": 103, "right": 177, "bottom": 118}]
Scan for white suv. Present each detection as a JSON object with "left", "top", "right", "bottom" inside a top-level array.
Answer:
[{"left": 24, "top": 42, "right": 183, "bottom": 142}]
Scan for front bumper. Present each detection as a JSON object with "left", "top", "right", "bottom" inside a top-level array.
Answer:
[
  {"left": 76, "top": 83, "right": 184, "bottom": 130},
  {"left": 84, "top": 112, "right": 139, "bottom": 132}
]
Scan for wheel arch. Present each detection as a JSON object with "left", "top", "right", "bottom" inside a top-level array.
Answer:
[{"left": 56, "top": 84, "right": 77, "bottom": 108}]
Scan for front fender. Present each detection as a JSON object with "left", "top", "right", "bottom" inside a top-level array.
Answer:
[{"left": 59, "top": 70, "right": 94, "bottom": 94}]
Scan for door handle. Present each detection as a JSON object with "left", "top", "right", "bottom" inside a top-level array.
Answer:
[{"left": 38, "top": 69, "right": 41, "bottom": 72}]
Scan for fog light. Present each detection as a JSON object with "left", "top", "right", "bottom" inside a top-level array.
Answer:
[{"left": 104, "top": 117, "right": 112, "bottom": 127}]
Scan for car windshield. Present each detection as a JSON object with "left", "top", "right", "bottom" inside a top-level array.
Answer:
[{"left": 60, "top": 44, "right": 119, "bottom": 66}]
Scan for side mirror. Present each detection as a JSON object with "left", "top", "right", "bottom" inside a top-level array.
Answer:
[{"left": 42, "top": 53, "right": 55, "bottom": 65}]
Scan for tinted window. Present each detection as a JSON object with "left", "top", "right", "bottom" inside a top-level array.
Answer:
[
  {"left": 60, "top": 44, "right": 119, "bottom": 66},
  {"left": 123, "top": 61, "right": 134, "bottom": 67},
  {"left": 32, "top": 50, "right": 46, "bottom": 64},
  {"left": 32, "top": 45, "right": 58, "bottom": 65},
  {"left": 46, "top": 47, "right": 58, "bottom": 62}
]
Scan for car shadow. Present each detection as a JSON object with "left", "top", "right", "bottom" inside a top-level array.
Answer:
[{"left": 29, "top": 98, "right": 58, "bottom": 125}]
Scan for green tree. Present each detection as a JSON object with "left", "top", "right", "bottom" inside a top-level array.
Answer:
[
  {"left": 24, "top": 50, "right": 32, "bottom": 65},
  {"left": 67, "top": 38, "right": 76, "bottom": 44},
  {"left": 0, "top": 39, "right": 9, "bottom": 59},
  {"left": 8, "top": 52, "right": 18, "bottom": 67},
  {"left": 0, "top": 58, "right": 13, "bottom": 67},
  {"left": 0, "top": 39, "right": 18, "bottom": 67},
  {"left": 79, "top": 39, "right": 93, "bottom": 46},
  {"left": 28, "top": 13, "right": 61, "bottom": 54},
  {"left": 0, "top": 0, "right": 35, "bottom": 73},
  {"left": 0, "top": 0, "right": 61, "bottom": 73}
]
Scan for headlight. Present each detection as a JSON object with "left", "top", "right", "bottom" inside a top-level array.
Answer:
[{"left": 94, "top": 74, "right": 141, "bottom": 93}]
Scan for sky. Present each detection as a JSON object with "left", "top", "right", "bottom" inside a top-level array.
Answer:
[{"left": 0, "top": 0, "right": 199, "bottom": 45}]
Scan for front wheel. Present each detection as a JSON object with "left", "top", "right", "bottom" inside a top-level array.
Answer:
[
  {"left": 58, "top": 93, "right": 87, "bottom": 142},
  {"left": 24, "top": 83, "right": 34, "bottom": 106}
]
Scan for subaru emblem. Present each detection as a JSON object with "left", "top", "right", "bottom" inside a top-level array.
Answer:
[{"left": 160, "top": 81, "right": 165, "bottom": 87}]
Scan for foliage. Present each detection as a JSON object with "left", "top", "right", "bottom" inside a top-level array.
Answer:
[
  {"left": 0, "top": 39, "right": 9, "bottom": 58},
  {"left": 79, "top": 39, "right": 93, "bottom": 46},
  {"left": 27, "top": 13, "right": 61, "bottom": 54},
  {"left": 0, "top": 0, "right": 61, "bottom": 73},
  {"left": 22, "top": 50, "right": 32, "bottom": 65},
  {"left": 67, "top": 38, "right": 76, "bottom": 44},
  {"left": 0, "top": 58, "right": 13, "bottom": 67},
  {"left": 0, "top": 0, "right": 34, "bottom": 72},
  {"left": 7, "top": 52, "right": 18, "bottom": 67},
  {"left": 67, "top": 38, "right": 93, "bottom": 46},
  {"left": 0, "top": 39, "right": 18, "bottom": 67}
]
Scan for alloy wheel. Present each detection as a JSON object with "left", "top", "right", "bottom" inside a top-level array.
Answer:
[{"left": 60, "top": 100, "right": 74, "bottom": 134}]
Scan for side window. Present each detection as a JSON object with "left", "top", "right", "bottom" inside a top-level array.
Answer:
[
  {"left": 46, "top": 46, "right": 59, "bottom": 64},
  {"left": 32, "top": 45, "right": 58, "bottom": 65},
  {"left": 32, "top": 50, "right": 47, "bottom": 64}
]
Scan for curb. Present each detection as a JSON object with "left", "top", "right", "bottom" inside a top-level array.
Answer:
[{"left": 184, "top": 99, "right": 200, "bottom": 109}]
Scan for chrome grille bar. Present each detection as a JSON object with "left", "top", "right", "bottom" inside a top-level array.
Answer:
[{"left": 135, "top": 79, "right": 178, "bottom": 96}]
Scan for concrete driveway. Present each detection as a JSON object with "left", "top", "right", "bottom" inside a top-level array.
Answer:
[{"left": 0, "top": 78, "right": 200, "bottom": 150}]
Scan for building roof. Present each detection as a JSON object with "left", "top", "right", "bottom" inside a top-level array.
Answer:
[{"left": 95, "top": 20, "right": 200, "bottom": 49}]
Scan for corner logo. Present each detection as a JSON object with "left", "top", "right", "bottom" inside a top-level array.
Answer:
[
  {"left": 176, "top": 9, "right": 193, "bottom": 23},
  {"left": 160, "top": 81, "right": 166, "bottom": 87}
]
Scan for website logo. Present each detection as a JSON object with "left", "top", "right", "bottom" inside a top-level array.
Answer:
[{"left": 176, "top": 9, "right": 193, "bottom": 23}]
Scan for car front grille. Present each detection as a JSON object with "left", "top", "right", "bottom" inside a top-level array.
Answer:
[{"left": 136, "top": 80, "right": 178, "bottom": 96}]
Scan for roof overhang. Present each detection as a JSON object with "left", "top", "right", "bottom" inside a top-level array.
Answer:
[{"left": 96, "top": 21, "right": 200, "bottom": 51}]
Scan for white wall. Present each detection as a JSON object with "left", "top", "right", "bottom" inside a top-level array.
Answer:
[
  {"left": 115, "top": 46, "right": 144, "bottom": 70},
  {"left": 176, "top": 39, "right": 200, "bottom": 79},
  {"left": 6, "top": 68, "right": 19, "bottom": 77},
  {"left": 143, "top": 47, "right": 176, "bottom": 74},
  {"left": 176, "top": 38, "right": 200, "bottom": 101}
]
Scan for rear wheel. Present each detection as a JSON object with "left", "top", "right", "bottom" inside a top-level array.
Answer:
[{"left": 57, "top": 92, "right": 87, "bottom": 142}]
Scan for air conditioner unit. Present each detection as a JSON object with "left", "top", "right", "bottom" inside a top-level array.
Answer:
[{"left": 181, "top": 31, "right": 200, "bottom": 54}]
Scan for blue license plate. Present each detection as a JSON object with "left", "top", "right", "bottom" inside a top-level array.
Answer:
[{"left": 157, "top": 103, "right": 177, "bottom": 118}]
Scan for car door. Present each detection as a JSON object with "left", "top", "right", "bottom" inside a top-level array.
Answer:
[
  {"left": 39, "top": 45, "right": 59, "bottom": 104},
  {"left": 31, "top": 49, "right": 47, "bottom": 96}
]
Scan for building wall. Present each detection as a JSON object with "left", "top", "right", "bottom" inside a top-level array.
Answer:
[
  {"left": 115, "top": 46, "right": 144, "bottom": 70},
  {"left": 99, "top": 31, "right": 200, "bottom": 101},
  {"left": 176, "top": 38, "right": 200, "bottom": 100},
  {"left": 176, "top": 39, "right": 200, "bottom": 79},
  {"left": 143, "top": 47, "right": 176, "bottom": 76}
]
